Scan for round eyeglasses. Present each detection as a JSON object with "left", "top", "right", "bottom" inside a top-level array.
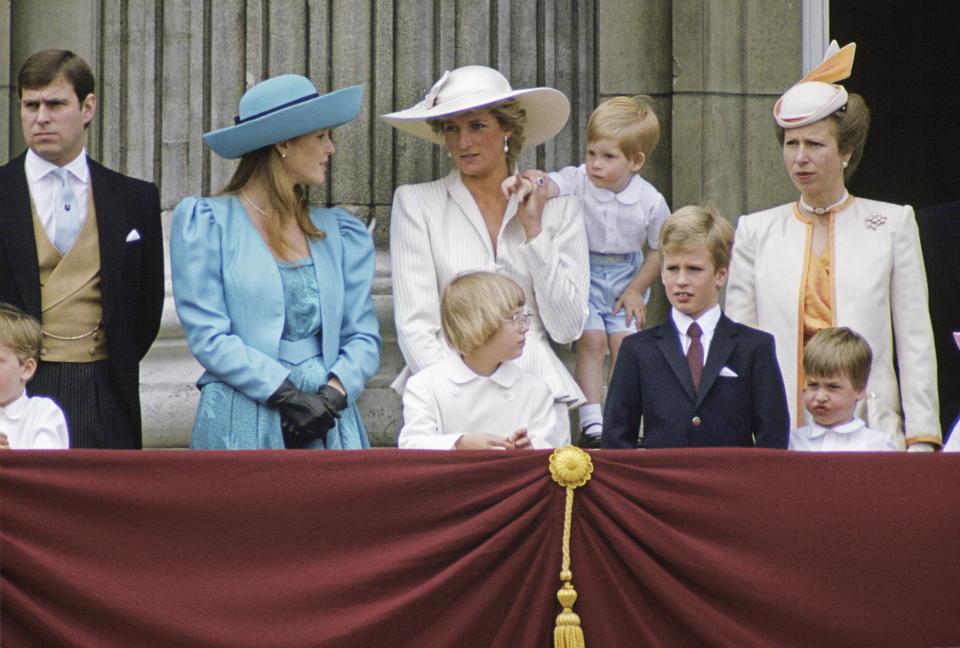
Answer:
[{"left": 504, "top": 311, "right": 533, "bottom": 329}]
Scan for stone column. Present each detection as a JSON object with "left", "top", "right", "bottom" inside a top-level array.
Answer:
[
  {"left": 671, "top": 0, "right": 799, "bottom": 222},
  {"left": 596, "top": 0, "right": 673, "bottom": 326}
]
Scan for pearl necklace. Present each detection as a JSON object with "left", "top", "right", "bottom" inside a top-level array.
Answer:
[
  {"left": 799, "top": 190, "right": 848, "bottom": 215},
  {"left": 241, "top": 188, "right": 269, "bottom": 217}
]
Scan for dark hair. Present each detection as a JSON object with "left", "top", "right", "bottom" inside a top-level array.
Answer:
[
  {"left": 18, "top": 49, "right": 96, "bottom": 104},
  {"left": 775, "top": 92, "right": 871, "bottom": 181}
]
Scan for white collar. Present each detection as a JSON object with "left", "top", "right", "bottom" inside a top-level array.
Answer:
[
  {"left": 671, "top": 303, "right": 722, "bottom": 337},
  {"left": 807, "top": 417, "right": 865, "bottom": 438},
  {"left": 448, "top": 355, "right": 521, "bottom": 388},
  {"left": 581, "top": 165, "right": 644, "bottom": 205},
  {"left": 25, "top": 147, "right": 90, "bottom": 184},
  {"left": 0, "top": 391, "right": 30, "bottom": 421}
]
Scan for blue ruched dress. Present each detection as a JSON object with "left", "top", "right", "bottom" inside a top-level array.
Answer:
[
  {"left": 190, "top": 257, "right": 370, "bottom": 449},
  {"left": 171, "top": 194, "right": 380, "bottom": 451}
]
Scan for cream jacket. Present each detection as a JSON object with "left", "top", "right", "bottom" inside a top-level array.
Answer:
[
  {"left": 726, "top": 198, "right": 940, "bottom": 447},
  {"left": 390, "top": 170, "right": 589, "bottom": 408}
]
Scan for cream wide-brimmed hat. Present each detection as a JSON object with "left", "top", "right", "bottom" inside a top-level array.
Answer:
[
  {"left": 381, "top": 65, "right": 570, "bottom": 146},
  {"left": 774, "top": 41, "right": 856, "bottom": 129}
]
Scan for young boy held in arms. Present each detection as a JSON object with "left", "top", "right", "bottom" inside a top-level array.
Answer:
[
  {"left": 0, "top": 303, "right": 68, "bottom": 449},
  {"left": 502, "top": 96, "right": 670, "bottom": 447},
  {"left": 602, "top": 206, "right": 789, "bottom": 449},
  {"left": 398, "top": 272, "right": 559, "bottom": 450},
  {"left": 790, "top": 327, "right": 899, "bottom": 451}
]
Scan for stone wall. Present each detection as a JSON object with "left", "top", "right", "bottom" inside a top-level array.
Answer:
[{"left": 2, "top": 0, "right": 809, "bottom": 447}]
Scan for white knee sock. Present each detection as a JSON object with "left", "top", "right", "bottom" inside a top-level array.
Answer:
[{"left": 579, "top": 403, "right": 603, "bottom": 436}]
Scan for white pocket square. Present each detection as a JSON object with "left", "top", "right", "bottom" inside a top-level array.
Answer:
[
  {"left": 125, "top": 229, "right": 141, "bottom": 242},
  {"left": 719, "top": 366, "right": 738, "bottom": 378}
]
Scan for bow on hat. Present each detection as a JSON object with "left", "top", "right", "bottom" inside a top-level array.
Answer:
[{"left": 774, "top": 41, "right": 856, "bottom": 129}]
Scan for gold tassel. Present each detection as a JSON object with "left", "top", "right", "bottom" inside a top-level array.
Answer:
[{"left": 548, "top": 446, "right": 594, "bottom": 648}]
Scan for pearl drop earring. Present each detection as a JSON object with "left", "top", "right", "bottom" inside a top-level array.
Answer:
[{"left": 503, "top": 137, "right": 509, "bottom": 154}]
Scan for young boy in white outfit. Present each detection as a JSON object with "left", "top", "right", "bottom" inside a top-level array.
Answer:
[
  {"left": 790, "top": 327, "right": 899, "bottom": 452},
  {"left": 0, "top": 303, "right": 68, "bottom": 450},
  {"left": 503, "top": 96, "right": 670, "bottom": 446},
  {"left": 398, "top": 272, "right": 559, "bottom": 450}
]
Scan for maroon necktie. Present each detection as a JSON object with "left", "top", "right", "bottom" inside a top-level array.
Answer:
[{"left": 687, "top": 322, "right": 703, "bottom": 394}]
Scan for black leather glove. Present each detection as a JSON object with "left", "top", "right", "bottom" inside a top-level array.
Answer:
[{"left": 267, "top": 379, "right": 347, "bottom": 448}]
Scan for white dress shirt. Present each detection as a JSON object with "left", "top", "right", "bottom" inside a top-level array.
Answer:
[
  {"left": 671, "top": 304, "right": 722, "bottom": 360},
  {"left": 1, "top": 391, "right": 69, "bottom": 449},
  {"left": 398, "top": 356, "right": 559, "bottom": 450},
  {"left": 548, "top": 164, "right": 670, "bottom": 254},
  {"left": 789, "top": 417, "right": 900, "bottom": 452},
  {"left": 24, "top": 148, "right": 90, "bottom": 245}
]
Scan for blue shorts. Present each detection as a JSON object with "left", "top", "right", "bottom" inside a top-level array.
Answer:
[{"left": 584, "top": 251, "right": 647, "bottom": 335}]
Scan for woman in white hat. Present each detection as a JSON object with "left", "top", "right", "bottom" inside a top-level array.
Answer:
[
  {"left": 382, "top": 66, "right": 589, "bottom": 447},
  {"left": 726, "top": 43, "right": 941, "bottom": 450},
  {"left": 170, "top": 74, "right": 380, "bottom": 449}
]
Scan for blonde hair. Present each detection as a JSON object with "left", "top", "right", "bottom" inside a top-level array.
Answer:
[
  {"left": 221, "top": 143, "right": 325, "bottom": 257},
  {"left": 658, "top": 204, "right": 734, "bottom": 272},
  {"left": 803, "top": 327, "right": 872, "bottom": 391},
  {"left": 586, "top": 96, "right": 660, "bottom": 161},
  {"left": 441, "top": 272, "right": 526, "bottom": 355},
  {"left": 428, "top": 99, "right": 528, "bottom": 171},
  {"left": 0, "top": 303, "right": 42, "bottom": 364}
]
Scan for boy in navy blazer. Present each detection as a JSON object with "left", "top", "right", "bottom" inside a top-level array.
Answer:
[{"left": 603, "top": 205, "right": 789, "bottom": 449}]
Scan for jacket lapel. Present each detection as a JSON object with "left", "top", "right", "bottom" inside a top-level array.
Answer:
[
  {"left": 307, "top": 209, "right": 341, "bottom": 369},
  {"left": 445, "top": 171, "right": 516, "bottom": 258},
  {"left": 695, "top": 314, "right": 737, "bottom": 408},
  {"left": 89, "top": 159, "right": 128, "bottom": 321},
  {"left": 1, "top": 153, "right": 43, "bottom": 316},
  {"left": 654, "top": 322, "right": 697, "bottom": 402}
]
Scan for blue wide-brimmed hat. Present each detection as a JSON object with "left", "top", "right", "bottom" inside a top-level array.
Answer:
[{"left": 204, "top": 74, "right": 363, "bottom": 159}]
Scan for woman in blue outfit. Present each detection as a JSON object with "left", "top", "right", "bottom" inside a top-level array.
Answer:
[{"left": 171, "top": 74, "right": 380, "bottom": 449}]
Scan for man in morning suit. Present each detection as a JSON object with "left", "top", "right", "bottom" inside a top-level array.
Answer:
[
  {"left": 0, "top": 49, "right": 163, "bottom": 448},
  {"left": 603, "top": 205, "right": 789, "bottom": 449}
]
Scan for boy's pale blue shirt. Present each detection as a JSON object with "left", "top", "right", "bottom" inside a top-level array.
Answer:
[{"left": 548, "top": 164, "right": 670, "bottom": 254}]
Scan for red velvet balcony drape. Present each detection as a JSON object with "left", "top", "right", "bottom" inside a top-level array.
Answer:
[{"left": 2, "top": 449, "right": 958, "bottom": 647}]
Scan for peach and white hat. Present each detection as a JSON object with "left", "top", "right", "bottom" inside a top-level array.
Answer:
[{"left": 774, "top": 41, "right": 856, "bottom": 129}]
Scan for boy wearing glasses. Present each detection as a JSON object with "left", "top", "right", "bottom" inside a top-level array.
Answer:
[{"left": 398, "top": 272, "right": 559, "bottom": 449}]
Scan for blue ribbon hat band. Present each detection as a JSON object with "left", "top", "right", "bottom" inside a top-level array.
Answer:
[
  {"left": 204, "top": 74, "right": 363, "bottom": 159},
  {"left": 234, "top": 92, "right": 320, "bottom": 125}
]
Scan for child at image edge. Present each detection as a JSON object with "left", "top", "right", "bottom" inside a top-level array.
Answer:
[
  {"left": 398, "top": 272, "right": 560, "bottom": 450},
  {"left": 790, "top": 327, "right": 900, "bottom": 451},
  {"left": 502, "top": 96, "right": 670, "bottom": 446},
  {"left": 602, "top": 206, "right": 790, "bottom": 449},
  {"left": 0, "top": 303, "right": 68, "bottom": 449}
]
